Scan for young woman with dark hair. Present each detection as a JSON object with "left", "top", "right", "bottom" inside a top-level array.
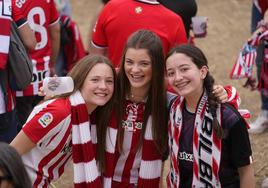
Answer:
[
  {"left": 166, "top": 44, "right": 255, "bottom": 188},
  {"left": 103, "top": 30, "right": 233, "bottom": 188},
  {"left": 104, "top": 29, "right": 168, "bottom": 188},
  {"left": 0, "top": 142, "right": 31, "bottom": 188}
]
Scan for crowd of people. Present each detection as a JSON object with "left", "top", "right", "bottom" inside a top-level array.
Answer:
[{"left": 0, "top": 0, "right": 266, "bottom": 187}]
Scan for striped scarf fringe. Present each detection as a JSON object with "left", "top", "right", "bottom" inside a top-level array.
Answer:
[
  {"left": 167, "top": 91, "right": 222, "bottom": 188},
  {"left": 69, "top": 91, "right": 102, "bottom": 188}
]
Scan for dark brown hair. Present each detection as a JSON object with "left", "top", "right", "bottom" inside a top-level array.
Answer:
[
  {"left": 166, "top": 44, "right": 224, "bottom": 138},
  {"left": 0, "top": 142, "right": 31, "bottom": 188},
  {"left": 116, "top": 29, "right": 168, "bottom": 155}
]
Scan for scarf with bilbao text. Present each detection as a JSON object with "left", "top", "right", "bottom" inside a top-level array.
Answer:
[
  {"left": 69, "top": 91, "right": 102, "bottom": 188},
  {"left": 0, "top": 0, "right": 11, "bottom": 69},
  {"left": 103, "top": 109, "right": 163, "bottom": 188},
  {"left": 167, "top": 91, "right": 222, "bottom": 188}
]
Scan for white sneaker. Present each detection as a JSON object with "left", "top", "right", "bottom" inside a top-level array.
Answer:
[
  {"left": 248, "top": 110, "right": 268, "bottom": 134},
  {"left": 262, "top": 177, "right": 268, "bottom": 188}
]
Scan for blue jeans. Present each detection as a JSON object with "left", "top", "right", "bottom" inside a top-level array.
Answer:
[
  {"left": 0, "top": 109, "right": 20, "bottom": 143},
  {"left": 251, "top": 3, "right": 262, "bottom": 32}
]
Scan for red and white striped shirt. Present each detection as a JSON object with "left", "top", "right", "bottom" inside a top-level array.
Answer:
[
  {"left": 22, "top": 98, "right": 97, "bottom": 188},
  {"left": 15, "top": 0, "right": 59, "bottom": 96},
  {"left": 113, "top": 101, "right": 144, "bottom": 184},
  {"left": 0, "top": 0, "right": 26, "bottom": 113},
  {"left": 105, "top": 100, "right": 162, "bottom": 187}
]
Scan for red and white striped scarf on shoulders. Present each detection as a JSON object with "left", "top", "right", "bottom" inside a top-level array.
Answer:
[
  {"left": 104, "top": 111, "right": 163, "bottom": 188},
  {"left": 167, "top": 91, "right": 222, "bottom": 188},
  {"left": 69, "top": 91, "right": 102, "bottom": 188},
  {"left": 0, "top": 0, "right": 11, "bottom": 70}
]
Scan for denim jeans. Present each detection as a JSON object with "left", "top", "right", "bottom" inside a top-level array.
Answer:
[{"left": 251, "top": 3, "right": 262, "bottom": 33}]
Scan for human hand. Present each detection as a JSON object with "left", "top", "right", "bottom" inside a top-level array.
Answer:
[
  {"left": 38, "top": 86, "right": 55, "bottom": 100},
  {"left": 49, "top": 67, "right": 56, "bottom": 77},
  {"left": 212, "top": 84, "right": 228, "bottom": 103}
]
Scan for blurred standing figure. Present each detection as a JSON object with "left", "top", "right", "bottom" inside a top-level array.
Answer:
[
  {"left": 54, "top": 0, "right": 86, "bottom": 76},
  {"left": 250, "top": 2, "right": 268, "bottom": 188},
  {"left": 249, "top": 0, "right": 268, "bottom": 134},
  {"left": 158, "top": 0, "right": 197, "bottom": 38},
  {"left": 251, "top": 0, "right": 268, "bottom": 32},
  {"left": 15, "top": 0, "right": 60, "bottom": 127},
  {"left": 0, "top": 0, "right": 36, "bottom": 143},
  {"left": 0, "top": 142, "right": 32, "bottom": 188},
  {"left": 89, "top": 0, "right": 187, "bottom": 67}
]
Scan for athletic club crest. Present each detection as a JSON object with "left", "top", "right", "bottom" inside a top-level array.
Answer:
[{"left": 135, "top": 6, "right": 142, "bottom": 14}]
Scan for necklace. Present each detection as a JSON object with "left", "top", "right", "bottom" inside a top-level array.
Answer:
[{"left": 128, "top": 93, "right": 147, "bottom": 103}]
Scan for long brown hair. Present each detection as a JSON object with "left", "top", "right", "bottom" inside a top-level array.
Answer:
[
  {"left": 116, "top": 30, "right": 168, "bottom": 155},
  {"left": 59, "top": 54, "right": 117, "bottom": 172},
  {"left": 166, "top": 44, "right": 224, "bottom": 139}
]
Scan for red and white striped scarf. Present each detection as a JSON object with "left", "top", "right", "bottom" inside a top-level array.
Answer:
[
  {"left": 167, "top": 91, "right": 222, "bottom": 188},
  {"left": 103, "top": 111, "right": 163, "bottom": 188},
  {"left": 69, "top": 91, "right": 102, "bottom": 188},
  {"left": 0, "top": 0, "right": 11, "bottom": 70},
  {"left": 0, "top": 0, "right": 14, "bottom": 112}
]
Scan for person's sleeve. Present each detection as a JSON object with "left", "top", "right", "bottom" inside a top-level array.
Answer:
[
  {"left": 225, "top": 85, "right": 241, "bottom": 109},
  {"left": 11, "top": 1, "right": 27, "bottom": 28},
  {"left": 49, "top": 0, "right": 60, "bottom": 26},
  {"left": 174, "top": 16, "right": 188, "bottom": 45},
  {"left": 229, "top": 118, "right": 253, "bottom": 168},
  {"left": 22, "top": 100, "right": 69, "bottom": 144},
  {"left": 91, "top": 4, "right": 109, "bottom": 48}
]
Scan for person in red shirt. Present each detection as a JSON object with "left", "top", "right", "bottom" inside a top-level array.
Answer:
[
  {"left": 11, "top": 55, "right": 116, "bottom": 188},
  {"left": 15, "top": 0, "right": 61, "bottom": 127},
  {"left": 249, "top": 1, "right": 268, "bottom": 187},
  {"left": 0, "top": 0, "right": 36, "bottom": 143},
  {"left": 89, "top": 0, "right": 187, "bottom": 67}
]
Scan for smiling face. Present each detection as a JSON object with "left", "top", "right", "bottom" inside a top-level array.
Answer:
[
  {"left": 124, "top": 48, "right": 152, "bottom": 95},
  {"left": 80, "top": 63, "right": 114, "bottom": 113},
  {"left": 166, "top": 53, "right": 208, "bottom": 99}
]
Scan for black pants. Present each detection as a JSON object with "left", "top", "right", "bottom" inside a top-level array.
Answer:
[
  {"left": 16, "top": 95, "right": 43, "bottom": 130},
  {"left": 0, "top": 109, "right": 20, "bottom": 143}
]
